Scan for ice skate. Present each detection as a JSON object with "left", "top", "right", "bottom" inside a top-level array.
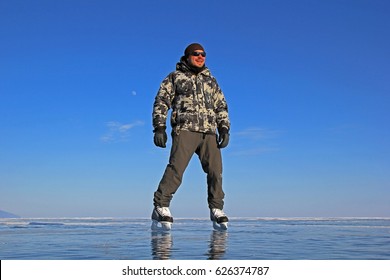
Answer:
[
  {"left": 151, "top": 206, "right": 173, "bottom": 231},
  {"left": 210, "top": 208, "right": 229, "bottom": 231}
]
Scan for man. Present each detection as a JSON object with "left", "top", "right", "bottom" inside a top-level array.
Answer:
[{"left": 151, "top": 43, "right": 230, "bottom": 230}]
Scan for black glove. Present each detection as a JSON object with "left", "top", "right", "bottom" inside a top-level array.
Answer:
[
  {"left": 218, "top": 128, "right": 229, "bottom": 149},
  {"left": 153, "top": 126, "right": 167, "bottom": 148}
]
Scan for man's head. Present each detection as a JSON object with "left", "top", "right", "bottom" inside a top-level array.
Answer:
[{"left": 184, "top": 43, "right": 206, "bottom": 68}]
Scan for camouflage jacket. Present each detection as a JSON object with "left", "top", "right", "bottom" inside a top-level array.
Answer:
[{"left": 153, "top": 59, "right": 230, "bottom": 135}]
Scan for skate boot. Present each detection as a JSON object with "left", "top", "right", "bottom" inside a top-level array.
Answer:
[
  {"left": 151, "top": 206, "right": 173, "bottom": 231},
  {"left": 210, "top": 208, "right": 229, "bottom": 231}
]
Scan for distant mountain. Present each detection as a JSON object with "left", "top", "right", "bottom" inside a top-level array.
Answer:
[{"left": 0, "top": 210, "right": 20, "bottom": 218}]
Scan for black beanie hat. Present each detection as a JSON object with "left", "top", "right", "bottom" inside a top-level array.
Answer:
[{"left": 184, "top": 43, "right": 205, "bottom": 57}]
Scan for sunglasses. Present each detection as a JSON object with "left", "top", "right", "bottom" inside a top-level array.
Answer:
[{"left": 191, "top": 51, "right": 206, "bottom": 57}]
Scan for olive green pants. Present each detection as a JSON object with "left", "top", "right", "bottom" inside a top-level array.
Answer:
[{"left": 153, "top": 130, "right": 225, "bottom": 210}]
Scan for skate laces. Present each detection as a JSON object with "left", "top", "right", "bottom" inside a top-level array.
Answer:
[
  {"left": 211, "top": 208, "right": 226, "bottom": 218},
  {"left": 157, "top": 206, "right": 172, "bottom": 217}
]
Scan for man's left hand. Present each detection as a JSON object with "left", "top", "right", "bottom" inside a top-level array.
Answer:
[{"left": 218, "top": 132, "right": 229, "bottom": 148}]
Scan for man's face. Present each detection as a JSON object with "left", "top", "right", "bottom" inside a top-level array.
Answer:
[{"left": 189, "top": 49, "right": 206, "bottom": 68}]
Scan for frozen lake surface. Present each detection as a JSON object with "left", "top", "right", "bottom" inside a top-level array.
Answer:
[{"left": 1, "top": 218, "right": 390, "bottom": 260}]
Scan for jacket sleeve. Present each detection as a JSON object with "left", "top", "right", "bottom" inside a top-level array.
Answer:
[
  {"left": 152, "top": 73, "right": 175, "bottom": 130},
  {"left": 214, "top": 81, "right": 230, "bottom": 133}
]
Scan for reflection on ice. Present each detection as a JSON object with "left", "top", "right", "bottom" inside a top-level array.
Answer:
[
  {"left": 207, "top": 230, "right": 228, "bottom": 260},
  {"left": 150, "top": 228, "right": 229, "bottom": 260},
  {"left": 151, "top": 231, "right": 172, "bottom": 260}
]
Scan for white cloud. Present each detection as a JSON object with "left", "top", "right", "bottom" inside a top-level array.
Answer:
[
  {"left": 101, "top": 121, "right": 144, "bottom": 143},
  {"left": 229, "top": 147, "right": 280, "bottom": 157},
  {"left": 235, "top": 127, "right": 281, "bottom": 140},
  {"left": 326, "top": 124, "right": 359, "bottom": 134},
  {"left": 230, "top": 127, "right": 282, "bottom": 156}
]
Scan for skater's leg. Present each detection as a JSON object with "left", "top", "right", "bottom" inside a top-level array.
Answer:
[
  {"left": 153, "top": 131, "right": 200, "bottom": 207},
  {"left": 196, "top": 134, "right": 225, "bottom": 210}
]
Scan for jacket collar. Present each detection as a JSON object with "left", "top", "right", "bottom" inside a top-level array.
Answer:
[{"left": 176, "top": 56, "right": 209, "bottom": 75}]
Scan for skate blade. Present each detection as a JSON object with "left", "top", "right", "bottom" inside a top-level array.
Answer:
[
  {"left": 151, "top": 220, "right": 172, "bottom": 231},
  {"left": 213, "top": 221, "right": 228, "bottom": 231}
]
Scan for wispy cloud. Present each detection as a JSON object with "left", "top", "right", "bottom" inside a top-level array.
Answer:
[
  {"left": 229, "top": 147, "right": 280, "bottom": 157},
  {"left": 325, "top": 123, "right": 360, "bottom": 135},
  {"left": 230, "top": 127, "right": 282, "bottom": 156},
  {"left": 101, "top": 121, "right": 144, "bottom": 143},
  {"left": 235, "top": 127, "right": 281, "bottom": 141}
]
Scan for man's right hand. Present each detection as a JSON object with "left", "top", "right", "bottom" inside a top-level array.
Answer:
[{"left": 153, "top": 126, "right": 167, "bottom": 148}]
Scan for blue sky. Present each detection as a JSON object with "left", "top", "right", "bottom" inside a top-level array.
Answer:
[{"left": 1, "top": 0, "right": 389, "bottom": 218}]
